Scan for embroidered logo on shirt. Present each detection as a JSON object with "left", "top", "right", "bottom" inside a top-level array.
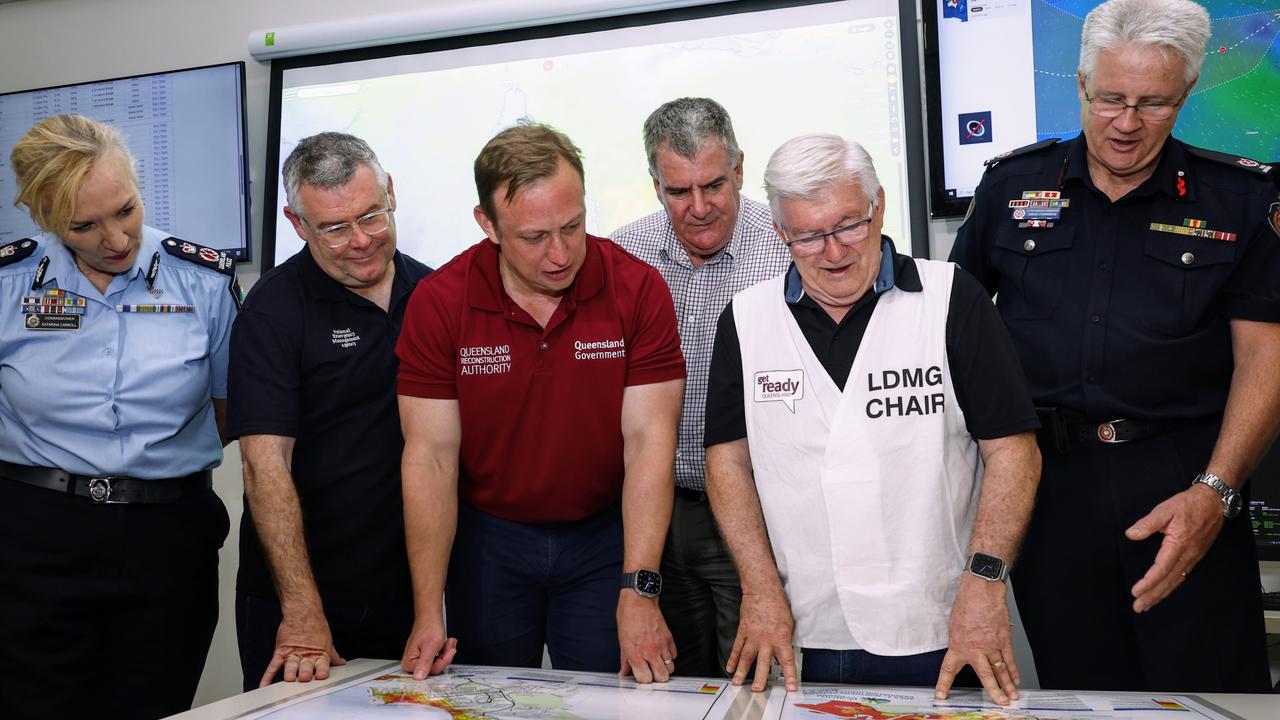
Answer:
[
  {"left": 459, "top": 344, "right": 511, "bottom": 376},
  {"left": 754, "top": 370, "right": 804, "bottom": 413},
  {"left": 331, "top": 328, "right": 361, "bottom": 348},
  {"left": 574, "top": 338, "right": 626, "bottom": 361}
]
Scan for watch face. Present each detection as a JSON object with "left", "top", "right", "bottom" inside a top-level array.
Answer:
[
  {"left": 1227, "top": 492, "right": 1243, "bottom": 518},
  {"left": 969, "top": 553, "right": 1004, "bottom": 580},
  {"left": 635, "top": 569, "right": 662, "bottom": 596}
]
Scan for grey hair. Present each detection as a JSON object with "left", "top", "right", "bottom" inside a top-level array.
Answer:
[
  {"left": 1079, "top": 0, "right": 1210, "bottom": 86},
  {"left": 643, "top": 97, "right": 741, "bottom": 179},
  {"left": 763, "top": 134, "right": 881, "bottom": 220},
  {"left": 282, "top": 132, "right": 389, "bottom": 214}
]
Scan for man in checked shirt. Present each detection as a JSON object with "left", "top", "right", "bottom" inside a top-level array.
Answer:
[{"left": 610, "top": 97, "right": 789, "bottom": 678}]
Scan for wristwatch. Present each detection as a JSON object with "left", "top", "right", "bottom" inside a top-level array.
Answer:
[
  {"left": 620, "top": 569, "right": 663, "bottom": 598},
  {"left": 1191, "top": 473, "right": 1242, "bottom": 519},
  {"left": 967, "top": 552, "right": 1009, "bottom": 583}
]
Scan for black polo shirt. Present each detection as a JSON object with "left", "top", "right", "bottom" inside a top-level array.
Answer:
[
  {"left": 228, "top": 247, "right": 431, "bottom": 604},
  {"left": 705, "top": 238, "right": 1038, "bottom": 446},
  {"left": 950, "top": 134, "right": 1280, "bottom": 422}
]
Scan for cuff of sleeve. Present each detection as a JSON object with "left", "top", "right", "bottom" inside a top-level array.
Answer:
[
  {"left": 624, "top": 363, "right": 686, "bottom": 387},
  {"left": 396, "top": 379, "right": 459, "bottom": 399}
]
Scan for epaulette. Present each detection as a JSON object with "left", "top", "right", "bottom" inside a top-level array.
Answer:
[
  {"left": 984, "top": 138, "right": 1060, "bottom": 168},
  {"left": 161, "top": 236, "right": 242, "bottom": 309},
  {"left": 0, "top": 238, "right": 38, "bottom": 268},
  {"left": 161, "top": 237, "right": 236, "bottom": 277},
  {"left": 1183, "top": 146, "right": 1275, "bottom": 176}
]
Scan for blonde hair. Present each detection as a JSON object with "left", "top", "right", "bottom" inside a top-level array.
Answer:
[{"left": 10, "top": 114, "right": 138, "bottom": 233}]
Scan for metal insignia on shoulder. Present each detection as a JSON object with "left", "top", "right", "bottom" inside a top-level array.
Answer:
[
  {"left": 0, "top": 238, "right": 38, "bottom": 268},
  {"left": 984, "top": 138, "right": 1060, "bottom": 167},
  {"left": 161, "top": 236, "right": 236, "bottom": 277},
  {"left": 1184, "top": 145, "right": 1274, "bottom": 175}
]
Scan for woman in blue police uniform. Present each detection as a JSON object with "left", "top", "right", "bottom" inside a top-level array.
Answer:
[{"left": 0, "top": 115, "right": 238, "bottom": 719}]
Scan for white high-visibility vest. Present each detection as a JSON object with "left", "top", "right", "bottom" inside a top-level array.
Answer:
[{"left": 734, "top": 258, "right": 981, "bottom": 655}]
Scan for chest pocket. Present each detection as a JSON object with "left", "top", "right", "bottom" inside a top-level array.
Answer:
[
  {"left": 1138, "top": 231, "right": 1236, "bottom": 337},
  {"left": 991, "top": 226, "right": 1075, "bottom": 320}
]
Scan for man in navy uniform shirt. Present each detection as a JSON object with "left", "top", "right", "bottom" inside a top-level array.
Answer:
[
  {"left": 228, "top": 133, "right": 431, "bottom": 690},
  {"left": 950, "top": 0, "right": 1280, "bottom": 692}
]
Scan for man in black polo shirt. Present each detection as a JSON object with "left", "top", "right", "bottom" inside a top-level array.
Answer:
[
  {"left": 227, "top": 133, "right": 431, "bottom": 690},
  {"left": 704, "top": 134, "right": 1040, "bottom": 703},
  {"left": 948, "top": 0, "right": 1280, "bottom": 692}
]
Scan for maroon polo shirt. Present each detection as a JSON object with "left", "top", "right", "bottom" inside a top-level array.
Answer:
[{"left": 396, "top": 235, "right": 685, "bottom": 523}]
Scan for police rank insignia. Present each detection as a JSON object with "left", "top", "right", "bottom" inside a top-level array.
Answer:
[
  {"left": 0, "top": 238, "right": 37, "bottom": 268},
  {"left": 1149, "top": 218, "right": 1237, "bottom": 242},
  {"left": 162, "top": 236, "right": 241, "bottom": 310},
  {"left": 21, "top": 287, "right": 86, "bottom": 331}
]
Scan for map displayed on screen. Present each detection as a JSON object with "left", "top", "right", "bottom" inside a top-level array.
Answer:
[{"left": 933, "top": 0, "right": 1279, "bottom": 204}]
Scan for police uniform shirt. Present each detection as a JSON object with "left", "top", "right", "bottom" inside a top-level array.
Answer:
[
  {"left": 0, "top": 226, "right": 237, "bottom": 478},
  {"left": 227, "top": 246, "right": 430, "bottom": 604},
  {"left": 949, "top": 134, "right": 1280, "bottom": 421},
  {"left": 705, "top": 237, "right": 1039, "bottom": 446}
]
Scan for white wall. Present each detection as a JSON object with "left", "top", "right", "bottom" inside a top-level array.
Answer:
[{"left": 0, "top": 0, "right": 976, "bottom": 708}]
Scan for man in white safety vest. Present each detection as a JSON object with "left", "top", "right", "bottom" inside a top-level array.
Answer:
[{"left": 704, "top": 133, "right": 1041, "bottom": 705}]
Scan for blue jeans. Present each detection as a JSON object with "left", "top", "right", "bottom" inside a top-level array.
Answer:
[
  {"left": 446, "top": 502, "right": 623, "bottom": 671},
  {"left": 802, "top": 647, "right": 971, "bottom": 687}
]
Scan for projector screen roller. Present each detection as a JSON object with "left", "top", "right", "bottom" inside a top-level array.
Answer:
[{"left": 264, "top": 0, "right": 929, "bottom": 271}]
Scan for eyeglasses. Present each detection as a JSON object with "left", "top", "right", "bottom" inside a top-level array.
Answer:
[
  {"left": 1083, "top": 90, "right": 1184, "bottom": 121},
  {"left": 303, "top": 196, "right": 395, "bottom": 250},
  {"left": 783, "top": 214, "right": 874, "bottom": 257}
]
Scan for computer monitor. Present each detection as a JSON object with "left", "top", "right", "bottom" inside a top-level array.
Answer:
[
  {"left": 1250, "top": 439, "right": 1280, "bottom": 562},
  {"left": 0, "top": 62, "right": 252, "bottom": 260}
]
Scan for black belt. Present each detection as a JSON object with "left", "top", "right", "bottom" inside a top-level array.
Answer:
[
  {"left": 0, "top": 460, "right": 211, "bottom": 504},
  {"left": 674, "top": 486, "right": 708, "bottom": 503},
  {"left": 1035, "top": 407, "right": 1186, "bottom": 455}
]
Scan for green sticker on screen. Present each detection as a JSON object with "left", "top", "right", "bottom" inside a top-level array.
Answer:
[{"left": 265, "top": 31, "right": 275, "bottom": 47}]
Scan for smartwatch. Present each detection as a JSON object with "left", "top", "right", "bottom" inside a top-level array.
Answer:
[
  {"left": 621, "top": 569, "right": 663, "bottom": 598},
  {"left": 1192, "top": 473, "right": 1242, "bottom": 519},
  {"left": 967, "top": 552, "right": 1009, "bottom": 583}
]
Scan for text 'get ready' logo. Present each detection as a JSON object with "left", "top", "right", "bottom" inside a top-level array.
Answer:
[{"left": 753, "top": 370, "right": 804, "bottom": 413}]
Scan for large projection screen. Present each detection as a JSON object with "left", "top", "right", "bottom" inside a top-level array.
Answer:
[{"left": 263, "top": 0, "right": 930, "bottom": 272}]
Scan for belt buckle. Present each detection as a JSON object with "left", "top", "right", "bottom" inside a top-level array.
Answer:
[
  {"left": 1096, "top": 419, "right": 1127, "bottom": 444},
  {"left": 88, "top": 477, "right": 123, "bottom": 504}
]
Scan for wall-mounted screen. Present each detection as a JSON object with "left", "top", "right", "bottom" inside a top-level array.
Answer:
[
  {"left": 0, "top": 62, "right": 252, "bottom": 260},
  {"left": 263, "top": 0, "right": 930, "bottom": 272},
  {"left": 924, "top": 0, "right": 1280, "bottom": 217}
]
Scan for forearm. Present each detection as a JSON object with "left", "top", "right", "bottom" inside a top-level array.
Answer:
[
  {"left": 1205, "top": 320, "right": 1280, "bottom": 489},
  {"left": 240, "top": 435, "right": 322, "bottom": 615},
  {"left": 619, "top": 380, "right": 682, "bottom": 572},
  {"left": 706, "top": 439, "right": 785, "bottom": 596},
  {"left": 968, "top": 432, "right": 1040, "bottom": 563},
  {"left": 402, "top": 443, "right": 458, "bottom": 617}
]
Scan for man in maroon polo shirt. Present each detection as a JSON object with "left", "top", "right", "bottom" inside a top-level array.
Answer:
[{"left": 396, "top": 123, "right": 687, "bottom": 683}]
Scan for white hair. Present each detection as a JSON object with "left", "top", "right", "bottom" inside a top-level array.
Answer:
[
  {"left": 1079, "top": 0, "right": 1210, "bottom": 86},
  {"left": 763, "top": 134, "right": 881, "bottom": 221}
]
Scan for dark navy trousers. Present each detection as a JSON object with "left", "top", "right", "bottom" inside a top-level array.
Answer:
[{"left": 446, "top": 502, "right": 624, "bottom": 671}]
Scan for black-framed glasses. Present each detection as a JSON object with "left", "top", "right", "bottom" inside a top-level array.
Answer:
[
  {"left": 783, "top": 215, "right": 874, "bottom": 257},
  {"left": 1083, "top": 90, "right": 1184, "bottom": 121},
  {"left": 303, "top": 193, "right": 395, "bottom": 250}
]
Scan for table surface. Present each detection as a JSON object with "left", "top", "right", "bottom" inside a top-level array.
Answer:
[{"left": 168, "top": 658, "right": 1280, "bottom": 720}]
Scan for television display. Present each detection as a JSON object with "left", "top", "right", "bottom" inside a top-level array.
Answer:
[
  {"left": 924, "top": 0, "right": 1280, "bottom": 217},
  {"left": 0, "top": 62, "right": 252, "bottom": 260}
]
